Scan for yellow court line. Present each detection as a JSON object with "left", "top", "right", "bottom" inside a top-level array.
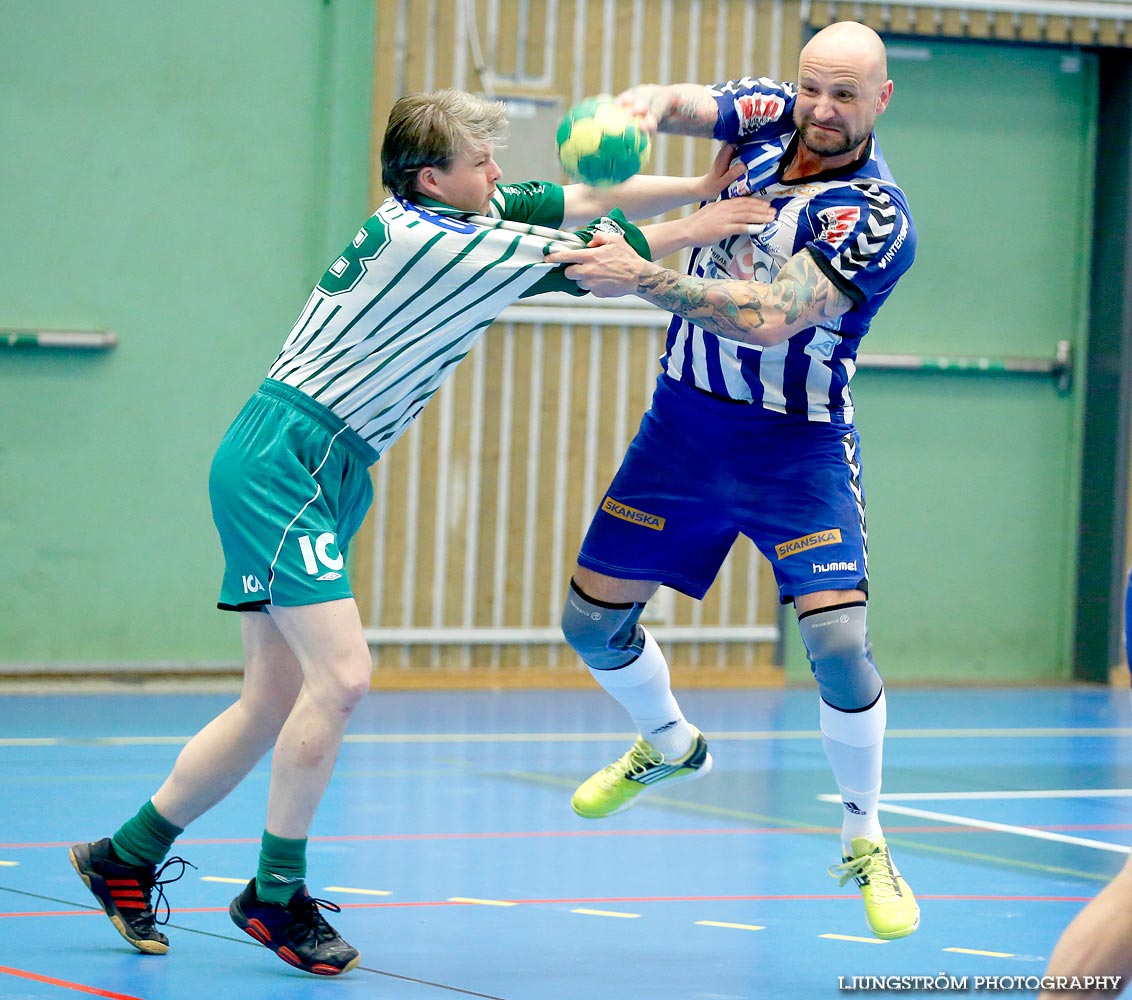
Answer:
[
  {"left": 820, "top": 933, "right": 887, "bottom": 945},
  {"left": 325, "top": 886, "right": 392, "bottom": 896},
  {"left": 571, "top": 908, "right": 640, "bottom": 918},
  {"left": 0, "top": 861, "right": 18, "bottom": 867},
  {"left": 448, "top": 897, "right": 517, "bottom": 907},
  {"left": 200, "top": 876, "right": 249, "bottom": 885},
  {"left": 945, "top": 947, "right": 1015, "bottom": 958},
  {"left": 696, "top": 920, "right": 765, "bottom": 931}
]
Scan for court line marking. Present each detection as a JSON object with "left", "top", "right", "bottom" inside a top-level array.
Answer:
[
  {"left": 696, "top": 920, "right": 765, "bottom": 931},
  {"left": 325, "top": 885, "right": 393, "bottom": 896},
  {"left": 200, "top": 876, "right": 247, "bottom": 885},
  {"left": 882, "top": 789, "right": 1132, "bottom": 801},
  {"left": 497, "top": 772, "right": 1119, "bottom": 881},
  {"left": 0, "top": 890, "right": 1097, "bottom": 924},
  {"left": 571, "top": 908, "right": 640, "bottom": 918},
  {"left": 820, "top": 933, "right": 886, "bottom": 945},
  {"left": 448, "top": 897, "right": 516, "bottom": 907},
  {"left": 879, "top": 805, "right": 1131, "bottom": 854},
  {"left": 945, "top": 947, "right": 1015, "bottom": 958},
  {"left": 824, "top": 796, "right": 1132, "bottom": 855},
  {"left": 0, "top": 964, "right": 143, "bottom": 1000},
  {"left": 3, "top": 726, "right": 1129, "bottom": 747}
]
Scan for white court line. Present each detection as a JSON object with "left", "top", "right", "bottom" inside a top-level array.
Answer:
[
  {"left": 818, "top": 794, "right": 1131, "bottom": 854},
  {"left": 880, "top": 789, "right": 1132, "bottom": 801}
]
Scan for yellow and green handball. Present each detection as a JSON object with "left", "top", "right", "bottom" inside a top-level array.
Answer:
[{"left": 556, "top": 95, "right": 652, "bottom": 186}]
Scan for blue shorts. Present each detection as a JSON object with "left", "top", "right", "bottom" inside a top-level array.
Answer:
[
  {"left": 577, "top": 375, "right": 869, "bottom": 603},
  {"left": 209, "top": 379, "right": 378, "bottom": 611}
]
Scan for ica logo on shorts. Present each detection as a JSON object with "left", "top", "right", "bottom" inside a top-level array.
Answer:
[{"left": 297, "top": 532, "right": 344, "bottom": 580}]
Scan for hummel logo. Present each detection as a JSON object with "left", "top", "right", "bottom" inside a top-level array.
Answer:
[{"left": 843, "top": 801, "right": 867, "bottom": 816}]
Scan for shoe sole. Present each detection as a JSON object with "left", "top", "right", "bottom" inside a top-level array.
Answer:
[
  {"left": 573, "top": 751, "right": 714, "bottom": 819},
  {"left": 69, "top": 846, "right": 168, "bottom": 955},
  {"left": 870, "top": 914, "right": 920, "bottom": 940},
  {"left": 230, "top": 899, "right": 361, "bottom": 976}
]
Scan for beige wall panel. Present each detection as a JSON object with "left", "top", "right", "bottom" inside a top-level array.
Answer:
[
  {"left": 1098, "top": 19, "right": 1123, "bottom": 47},
  {"left": 1071, "top": 17, "right": 1098, "bottom": 47},
  {"left": 433, "top": 1, "right": 460, "bottom": 89},
  {"left": 494, "top": 0, "right": 522, "bottom": 80},
  {"left": 1015, "top": 13, "right": 1042, "bottom": 42},
  {"left": 527, "top": 1, "right": 551, "bottom": 81},
  {"left": 639, "top": 0, "right": 666, "bottom": 84},
  {"left": 1043, "top": 15, "right": 1069, "bottom": 45}
]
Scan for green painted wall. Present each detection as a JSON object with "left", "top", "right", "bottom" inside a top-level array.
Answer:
[
  {"left": 0, "top": 0, "right": 376, "bottom": 666},
  {"left": 783, "top": 40, "right": 1095, "bottom": 683}
]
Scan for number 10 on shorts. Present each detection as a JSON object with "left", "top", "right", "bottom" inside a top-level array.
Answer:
[{"left": 297, "top": 533, "right": 344, "bottom": 575}]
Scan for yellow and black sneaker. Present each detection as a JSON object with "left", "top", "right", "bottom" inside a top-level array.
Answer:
[
  {"left": 69, "top": 838, "right": 192, "bottom": 954},
  {"left": 571, "top": 728, "right": 713, "bottom": 819},
  {"left": 230, "top": 879, "right": 361, "bottom": 976},
  {"left": 829, "top": 835, "right": 920, "bottom": 940}
]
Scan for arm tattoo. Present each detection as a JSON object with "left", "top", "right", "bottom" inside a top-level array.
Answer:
[
  {"left": 656, "top": 84, "right": 718, "bottom": 138},
  {"left": 636, "top": 251, "right": 853, "bottom": 346}
]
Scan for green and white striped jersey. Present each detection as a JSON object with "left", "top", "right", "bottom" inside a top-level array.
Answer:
[{"left": 267, "top": 182, "right": 584, "bottom": 460}]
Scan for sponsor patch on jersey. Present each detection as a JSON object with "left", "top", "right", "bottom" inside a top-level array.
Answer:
[
  {"left": 816, "top": 206, "right": 861, "bottom": 248},
  {"left": 774, "top": 529, "right": 842, "bottom": 560},
  {"left": 735, "top": 93, "right": 787, "bottom": 134},
  {"left": 601, "top": 495, "right": 665, "bottom": 531},
  {"left": 595, "top": 216, "right": 626, "bottom": 238}
]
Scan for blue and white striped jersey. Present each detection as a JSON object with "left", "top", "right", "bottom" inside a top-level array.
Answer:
[{"left": 663, "top": 76, "right": 916, "bottom": 424}]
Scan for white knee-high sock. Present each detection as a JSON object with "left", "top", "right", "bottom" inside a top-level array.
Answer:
[
  {"left": 819, "top": 691, "right": 886, "bottom": 853},
  {"left": 588, "top": 627, "right": 694, "bottom": 759}
]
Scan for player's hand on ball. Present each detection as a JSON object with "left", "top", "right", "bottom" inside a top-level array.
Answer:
[
  {"left": 544, "top": 230, "right": 657, "bottom": 297},
  {"left": 557, "top": 95, "right": 652, "bottom": 186},
  {"left": 611, "top": 85, "right": 665, "bottom": 134}
]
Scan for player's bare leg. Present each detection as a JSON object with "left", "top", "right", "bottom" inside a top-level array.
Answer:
[{"left": 226, "top": 598, "right": 371, "bottom": 976}]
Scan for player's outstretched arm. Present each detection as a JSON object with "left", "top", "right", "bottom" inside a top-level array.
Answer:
[
  {"left": 561, "top": 143, "right": 741, "bottom": 227},
  {"left": 638, "top": 196, "right": 776, "bottom": 259},
  {"left": 613, "top": 83, "right": 719, "bottom": 137},
  {"left": 545, "top": 238, "right": 853, "bottom": 348}
]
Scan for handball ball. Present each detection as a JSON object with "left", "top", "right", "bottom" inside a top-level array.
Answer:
[{"left": 556, "top": 95, "right": 652, "bottom": 186}]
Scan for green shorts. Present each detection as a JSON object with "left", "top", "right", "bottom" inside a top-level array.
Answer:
[{"left": 209, "top": 379, "right": 379, "bottom": 611}]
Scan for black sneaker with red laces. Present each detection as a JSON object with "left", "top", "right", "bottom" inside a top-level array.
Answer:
[
  {"left": 69, "top": 838, "right": 193, "bottom": 954},
  {"left": 229, "top": 879, "right": 361, "bottom": 976}
]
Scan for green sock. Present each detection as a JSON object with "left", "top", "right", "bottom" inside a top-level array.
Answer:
[
  {"left": 111, "top": 800, "right": 184, "bottom": 867},
  {"left": 255, "top": 831, "right": 307, "bottom": 905}
]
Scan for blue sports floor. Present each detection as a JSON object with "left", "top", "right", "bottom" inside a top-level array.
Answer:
[{"left": 2, "top": 685, "right": 1131, "bottom": 999}]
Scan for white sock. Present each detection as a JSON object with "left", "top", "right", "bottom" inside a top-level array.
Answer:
[
  {"left": 819, "top": 692, "right": 886, "bottom": 853},
  {"left": 588, "top": 627, "right": 694, "bottom": 759}
]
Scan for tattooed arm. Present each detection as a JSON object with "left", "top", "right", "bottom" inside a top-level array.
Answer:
[
  {"left": 613, "top": 84, "right": 720, "bottom": 138},
  {"left": 544, "top": 234, "right": 854, "bottom": 347},
  {"left": 637, "top": 249, "right": 854, "bottom": 346}
]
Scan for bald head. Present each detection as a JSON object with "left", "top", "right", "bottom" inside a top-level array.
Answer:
[
  {"left": 800, "top": 21, "right": 889, "bottom": 89},
  {"left": 790, "top": 20, "right": 893, "bottom": 167}
]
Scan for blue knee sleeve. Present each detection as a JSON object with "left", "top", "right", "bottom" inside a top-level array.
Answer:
[
  {"left": 561, "top": 581, "right": 646, "bottom": 670},
  {"left": 798, "top": 602, "right": 882, "bottom": 711}
]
